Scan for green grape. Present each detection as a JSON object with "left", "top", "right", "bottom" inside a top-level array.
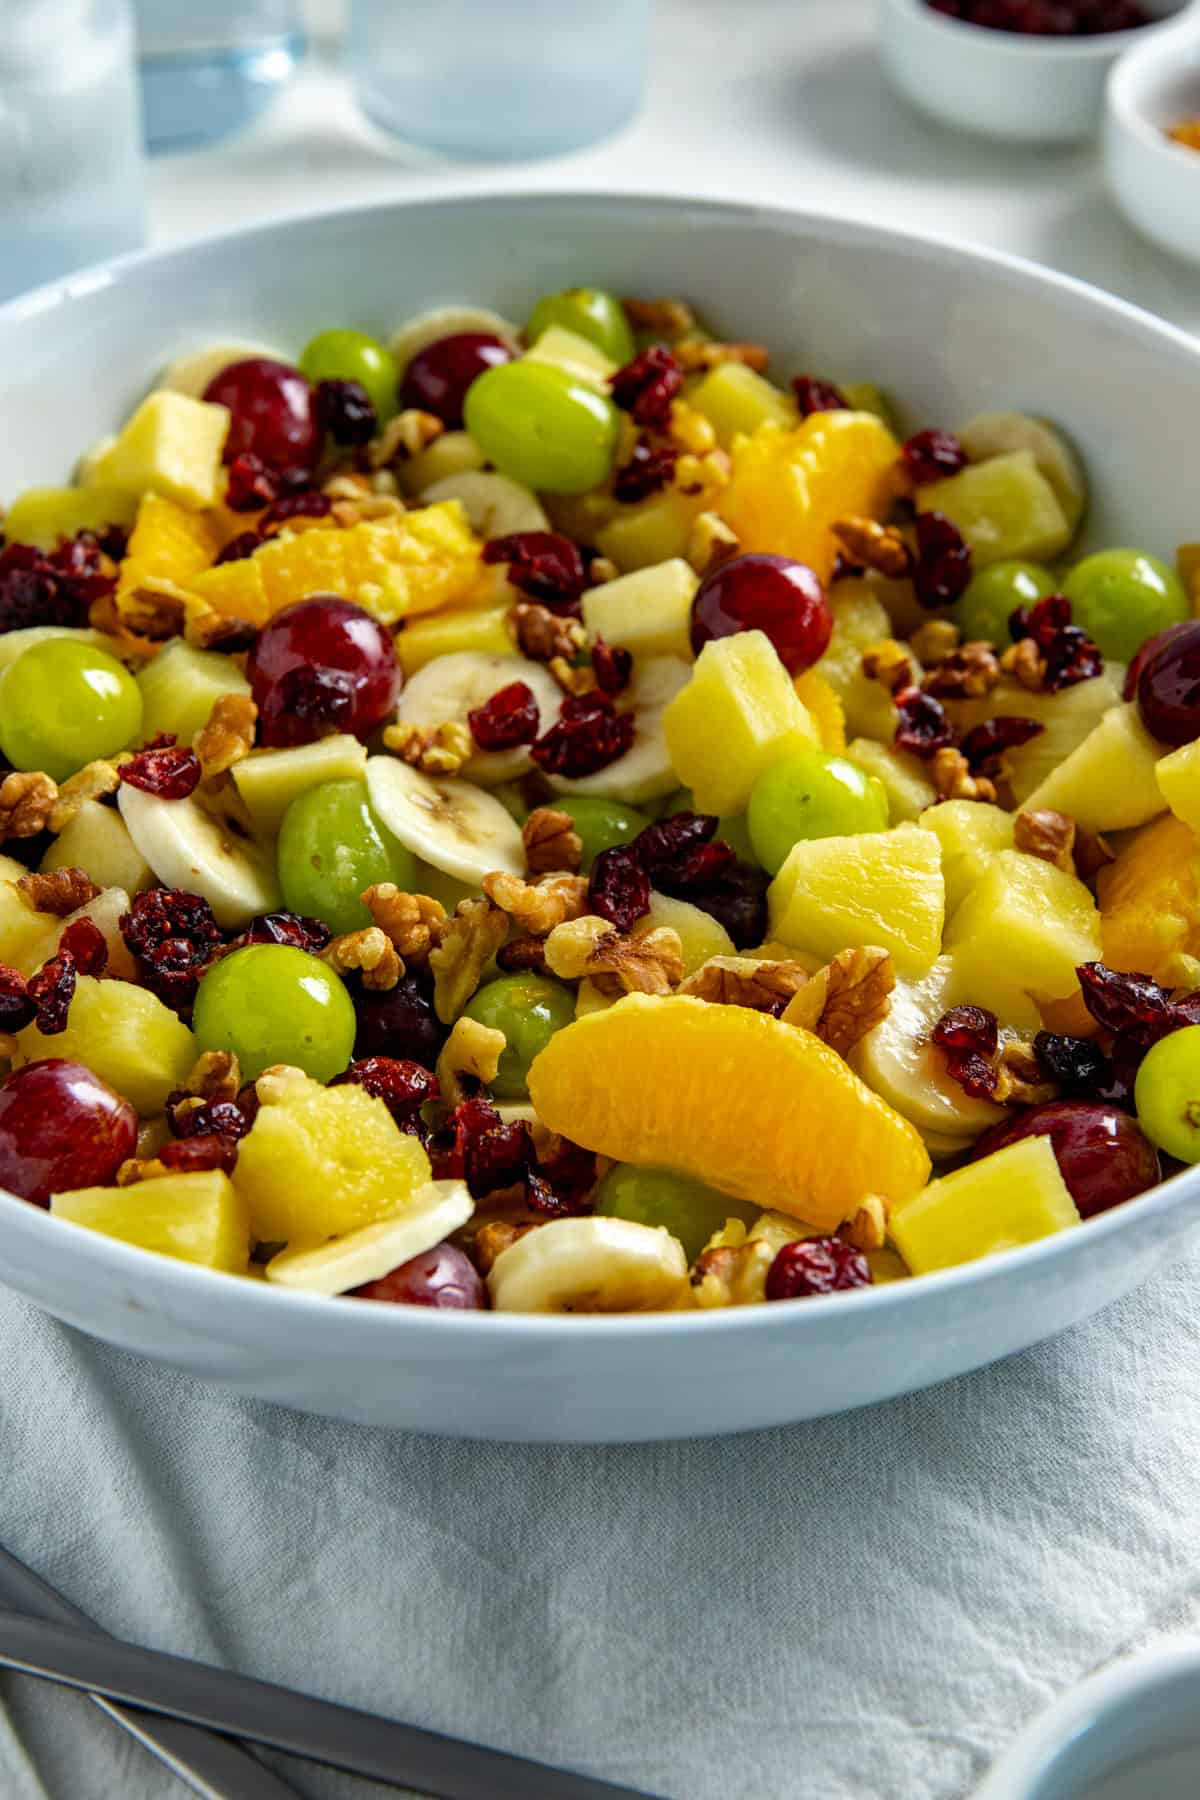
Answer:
[
  {"left": 526, "top": 287, "right": 635, "bottom": 364},
  {"left": 1135, "top": 1027, "right": 1200, "bottom": 1163},
  {"left": 461, "top": 973, "right": 576, "bottom": 1100},
  {"left": 1063, "top": 549, "right": 1189, "bottom": 663},
  {"left": 490, "top": 780, "right": 530, "bottom": 826},
  {"left": 594, "top": 1164, "right": 759, "bottom": 1262},
  {"left": 464, "top": 361, "right": 619, "bottom": 495},
  {"left": 716, "top": 812, "right": 760, "bottom": 867},
  {"left": 193, "top": 944, "right": 355, "bottom": 1084},
  {"left": 299, "top": 328, "right": 397, "bottom": 424},
  {"left": 552, "top": 795, "right": 651, "bottom": 871},
  {"left": 747, "top": 750, "right": 889, "bottom": 875},
  {"left": 278, "top": 780, "right": 416, "bottom": 936},
  {"left": 0, "top": 639, "right": 142, "bottom": 783},
  {"left": 955, "top": 559, "right": 1057, "bottom": 646}
]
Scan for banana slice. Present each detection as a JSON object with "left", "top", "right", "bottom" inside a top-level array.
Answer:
[
  {"left": 158, "top": 340, "right": 285, "bottom": 400},
  {"left": 397, "top": 650, "right": 561, "bottom": 785},
  {"left": 365, "top": 755, "right": 524, "bottom": 884},
  {"left": 388, "top": 305, "right": 521, "bottom": 377},
  {"left": 487, "top": 1216, "right": 689, "bottom": 1313},
  {"left": 421, "top": 470, "right": 549, "bottom": 540},
  {"left": 548, "top": 655, "right": 691, "bottom": 805},
  {"left": 957, "top": 411, "right": 1087, "bottom": 533},
  {"left": 117, "top": 786, "right": 281, "bottom": 930},
  {"left": 265, "top": 1180, "right": 473, "bottom": 1294}
]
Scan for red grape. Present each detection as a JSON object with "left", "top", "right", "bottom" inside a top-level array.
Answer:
[
  {"left": 972, "top": 1100, "right": 1160, "bottom": 1219},
  {"left": 0, "top": 1059, "right": 136, "bottom": 1205},
  {"left": 246, "top": 595, "right": 401, "bottom": 747},
  {"left": 1122, "top": 621, "right": 1195, "bottom": 701},
  {"left": 1135, "top": 620, "right": 1200, "bottom": 746},
  {"left": 203, "top": 357, "right": 322, "bottom": 481},
  {"left": 689, "top": 553, "right": 832, "bottom": 674},
  {"left": 398, "top": 333, "right": 513, "bottom": 427},
  {"left": 351, "top": 1242, "right": 487, "bottom": 1308}
]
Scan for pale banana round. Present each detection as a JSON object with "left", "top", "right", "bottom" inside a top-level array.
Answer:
[
  {"left": 487, "top": 1216, "right": 689, "bottom": 1314},
  {"left": 547, "top": 654, "right": 691, "bottom": 805},
  {"left": 117, "top": 786, "right": 281, "bottom": 930},
  {"left": 396, "top": 650, "right": 561, "bottom": 785},
  {"left": 957, "top": 410, "right": 1087, "bottom": 533},
  {"left": 157, "top": 340, "right": 286, "bottom": 399},
  {"left": 264, "top": 1181, "right": 474, "bottom": 1295},
  {"left": 421, "top": 470, "right": 549, "bottom": 539},
  {"left": 388, "top": 305, "right": 521, "bottom": 377},
  {"left": 365, "top": 754, "right": 525, "bottom": 884}
]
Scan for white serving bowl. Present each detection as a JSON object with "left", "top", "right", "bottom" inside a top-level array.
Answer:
[
  {"left": 1, "top": 192, "right": 1199, "bottom": 1443},
  {"left": 1106, "top": 14, "right": 1200, "bottom": 263},
  {"left": 876, "top": 0, "right": 1191, "bottom": 144}
]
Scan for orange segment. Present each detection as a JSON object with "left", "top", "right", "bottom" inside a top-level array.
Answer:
[
  {"left": 1097, "top": 812, "right": 1200, "bottom": 982},
  {"left": 717, "top": 411, "right": 900, "bottom": 581},
  {"left": 527, "top": 993, "right": 930, "bottom": 1229},
  {"left": 792, "top": 668, "right": 845, "bottom": 750},
  {"left": 117, "top": 492, "right": 219, "bottom": 606}
]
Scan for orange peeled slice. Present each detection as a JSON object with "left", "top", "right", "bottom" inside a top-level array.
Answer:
[
  {"left": 528, "top": 993, "right": 930, "bottom": 1230},
  {"left": 117, "top": 492, "right": 219, "bottom": 606},
  {"left": 1097, "top": 812, "right": 1200, "bottom": 983}
]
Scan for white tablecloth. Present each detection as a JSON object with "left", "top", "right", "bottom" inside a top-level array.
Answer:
[{"left": 4, "top": 3, "right": 1200, "bottom": 1795}]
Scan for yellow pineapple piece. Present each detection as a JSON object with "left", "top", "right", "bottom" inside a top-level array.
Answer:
[
  {"left": 4, "top": 485, "right": 138, "bottom": 550},
  {"left": 717, "top": 411, "right": 900, "bottom": 581},
  {"left": 232, "top": 1065, "right": 432, "bottom": 1244},
  {"left": 918, "top": 798, "right": 1016, "bottom": 915},
  {"left": 231, "top": 734, "right": 368, "bottom": 838},
  {"left": 845, "top": 738, "right": 935, "bottom": 823},
  {"left": 816, "top": 581, "right": 901, "bottom": 743},
  {"left": 687, "top": 362, "right": 796, "bottom": 448},
  {"left": 581, "top": 558, "right": 698, "bottom": 663},
  {"left": 890, "top": 1134, "right": 1079, "bottom": 1275},
  {"left": 41, "top": 802, "right": 152, "bottom": 895},
  {"left": 0, "top": 877, "right": 58, "bottom": 971},
  {"left": 397, "top": 603, "right": 513, "bottom": 676},
  {"left": 640, "top": 890, "right": 734, "bottom": 976},
  {"left": 85, "top": 392, "right": 230, "bottom": 510},
  {"left": 1155, "top": 738, "right": 1200, "bottom": 835},
  {"left": 52, "top": 1170, "right": 250, "bottom": 1273},
  {"left": 1022, "top": 702, "right": 1165, "bottom": 833},
  {"left": 767, "top": 822, "right": 944, "bottom": 978},
  {"left": 943, "top": 668, "right": 1122, "bottom": 804},
  {"left": 792, "top": 669, "right": 845, "bottom": 751},
  {"left": 117, "top": 492, "right": 219, "bottom": 613},
  {"left": 662, "top": 630, "right": 819, "bottom": 814},
  {"left": 137, "top": 638, "right": 252, "bottom": 746},
  {"left": 1097, "top": 812, "right": 1200, "bottom": 982},
  {"left": 594, "top": 489, "right": 708, "bottom": 572},
  {"left": 918, "top": 449, "right": 1072, "bottom": 567},
  {"left": 14, "top": 975, "right": 195, "bottom": 1114},
  {"left": 947, "top": 848, "right": 1100, "bottom": 1012}
]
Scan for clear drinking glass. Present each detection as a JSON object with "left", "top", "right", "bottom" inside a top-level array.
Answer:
[
  {"left": 0, "top": 0, "right": 146, "bottom": 305},
  {"left": 133, "top": 0, "right": 305, "bottom": 151},
  {"left": 345, "top": 0, "right": 652, "bottom": 160}
]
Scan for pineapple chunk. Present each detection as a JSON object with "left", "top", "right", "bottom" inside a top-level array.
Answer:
[
  {"left": 767, "top": 822, "right": 944, "bottom": 978},
  {"left": 640, "top": 890, "right": 734, "bottom": 976},
  {"left": 137, "top": 639, "right": 252, "bottom": 745},
  {"left": 397, "top": 430, "right": 486, "bottom": 498},
  {"left": 1022, "top": 702, "right": 1165, "bottom": 833},
  {"left": 943, "top": 668, "right": 1123, "bottom": 805},
  {"left": 816, "top": 582, "right": 901, "bottom": 743},
  {"left": 233, "top": 1065, "right": 431, "bottom": 1244},
  {"left": 918, "top": 799, "right": 1016, "bottom": 915},
  {"left": 581, "top": 559, "right": 698, "bottom": 663},
  {"left": 662, "top": 630, "right": 819, "bottom": 814},
  {"left": 85, "top": 392, "right": 230, "bottom": 510},
  {"left": 947, "top": 848, "right": 1100, "bottom": 1010},
  {"left": 0, "top": 880, "right": 57, "bottom": 972},
  {"left": 595, "top": 489, "right": 707, "bottom": 572},
  {"left": 232, "top": 734, "right": 367, "bottom": 837},
  {"left": 15, "top": 975, "right": 195, "bottom": 1115},
  {"left": 1155, "top": 738, "right": 1200, "bottom": 836},
  {"left": 524, "top": 325, "right": 617, "bottom": 389},
  {"left": 891, "top": 1135, "right": 1079, "bottom": 1275},
  {"left": 687, "top": 362, "right": 795, "bottom": 447},
  {"left": 0, "top": 626, "right": 123, "bottom": 674},
  {"left": 845, "top": 738, "right": 936, "bottom": 823},
  {"left": 396, "top": 603, "right": 513, "bottom": 676},
  {"left": 52, "top": 1170, "right": 250, "bottom": 1273},
  {"left": 918, "top": 450, "right": 1071, "bottom": 567},
  {"left": 4, "top": 485, "right": 137, "bottom": 550}
]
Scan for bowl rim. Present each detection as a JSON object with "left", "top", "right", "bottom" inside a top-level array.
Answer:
[
  {"left": 879, "top": 0, "right": 1190, "bottom": 60},
  {"left": 2, "top": 185, "right": 1199, "bottom": 1345},
  {"left": 1107, "top": 13, "right": 1200, "bottom": 164}
]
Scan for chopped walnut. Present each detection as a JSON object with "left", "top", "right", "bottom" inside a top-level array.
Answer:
[
  {"left": 482, "top": 870, "right": 588, "bottom": 936},
  {"left": 182, "top": 600, "right": 254, "bottom": 652},
  {"left": 861, "top": 638, "right": 915, "bottom": 694},
  {"left": 909, "top": 618, "right": 962, "bottom": 665},
  {"left": 255, "top": 1064, "right": 310, "bottom": 1106},
  {"left": 781, "top": 947, "right": 895, "bottom": 1056},
  {"left": 993, "top": 1040, "right": 1059, "bottom": 1107},
  {"left": 361, "top": 885, "right": 446, "bottom": 963},
  {"left": 922, "top": 642, "right": 1001, "bottom": 700},
  {"left": 522, "top": 807, "right": 583, "bottom": 877},
  {"left": 381, "top": 719, "right": 473, "bottom": 776},
  {"left": 587, "top": 556, "right": 619, "bottom": 587},
  {"left": 686, "top": 510, "right": 740, "bottom": 575},
  {"left": 1014, "top": 807, "right": 1076, "bottom": 874},
  {"left": 195, "top": 693, "right": 258, "bottom": 782},
  {"left": 679, "top": 955, "right": 812, "bottom": 1011},
  {"left": 182, "top": 1049, "right": 242, "bottom": 1102},
  {"left": 116, "top": 1155, "right": 171, "bottom": 1187},
  {"left": 542, "top": 915, "right": 616, "bottom": 979},
  {"left": 1000, "top": 637, "right": 1047, "bottom": 693},
  {"left": 366, "top": 408, "right": 444, "bottom": 469},
  {"left": 474, "top": 1219, "right": 541, "bottom": 1275},
  {"left": 1073, "top": 828, "right": 1115, "bottom": 882},
  {"left": 511, "top": 602, "right": 587, "bottom": 664},
  {"left": 691, "top": 1239, "right": 775, "bottom": 1309},
  {"left": 16, "top": 867, "right": 100, "bottom": 916},
  {"left": 622, "top": 295, "right": 695, "bottom": 338},
  {"left": 674, "top": 447, "right": 731, "bottom": 496},
  {"left": 838, "top": 1194, "right": 888, "bottom": 1253},
  {"left": 543, "top": 915, "right": 683, "bottom": 995},
  {"left": 437, "top": 1015, "right": 506, "bottom": 1106},
  {"left": 667, "top": 403, "right": 719, "bottom": 458},
  {"left": 674, "top": 340, "right": 770, "bottom": 376},
  {"left": 323, "top": 927, "right": 404, "bottom": 991},
  {"left": 931, "top": 747, "right": 996, "bottom": 804},
  {"left": 0, "top": 771, "right": 57, "bottom": 841},
  {"left": 548, "top": 655, "right": 598, "bottom": 697},
  {"left": 321, "top": 472, "right": 372, "bottom": 501},
  {"left": 496, "top": 935, "right": 548, "bottom": 973},
  {"left": 47, "top": 759, "right": 124, "bottom": 833},
  {"left": 429, "top": 897, "right": 509, "bottom": 1023},
  {"left": 832, "top": 516, "right": 914, "bottom": 580},
  {"left": 115, "top": 581, "right": 187, "bottom": 640}
]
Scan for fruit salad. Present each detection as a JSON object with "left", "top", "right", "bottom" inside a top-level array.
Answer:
[{"left": 0, "top": 287, "right": 1196, "bottom": 1316}]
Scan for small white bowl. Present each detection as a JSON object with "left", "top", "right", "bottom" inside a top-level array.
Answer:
[
  {"left": 1105, "top": 14, "right": 1200, "bottom": 263},
  {"left": 877, "top": 0, "right": 1191, "bottom": 144},
  {"left": 972, "top": 1647, "right": 1200, "bottom": 1799}
]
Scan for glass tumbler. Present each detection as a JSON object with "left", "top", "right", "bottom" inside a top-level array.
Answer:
[
  {"left": 345, "top": 0, "right": 652, "bottom": 160},
  {"left": 0, "top": 0, "right": 146, "bottom": 304},
  {"left": 133, "top": 0, "right": 305, "bottom": 152}
]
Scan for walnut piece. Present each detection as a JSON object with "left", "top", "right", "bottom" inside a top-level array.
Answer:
[
  {"left": 482, "top": 870, "right": 589, "bottom": 936},
  {"left": 496, "top": 935, "right": 548, "bottom": 973},
  {"left": 838, "top": 1194, "right": 888, "bottom": 1253},
  {"left": 436, "top": 1015, "right": 506, "bottom": 1105},
  {"left": 621, "top": 295, "right": 695, "bottom": 338},
  {"left": 381, "top": 719, "right": 473, "bottom": 776},
  {"left": 673, "top": 340, "right": 770, "bottom": 375},
  {"left": 931, "top": 747, "right": 996, "bottom": 804},
  {"left": 922, "top": 642, "right": 1001, "bottom": 700},
  {"left": 522, "top": 807, "right": 583, "bottom": 877},
  {"left": 667, "top": 402, "right": 719, "bottom": 457},
  {"left": 832, "top": 516, "right": 914, "bottom": 580},
  {"left": 548, "top": 654, "right": 598, "bottom": 697},
  {"left": 587, "top": 556, "right": 619, "bottom": 587},
  {"left": 474, "top": 1219, "right": 541, "bottom": 1274},
  {"left": 1000, "top": 637, "right": 1047, "bottom": 693},
  {"left": 115, "top": 582, "right": 187, "bottom": 640},
  {"left": 116, "top": 1155, "right": 171, "bottom": 1187},
  {"left": 429, "top": 897, "right": 509, "bottom": 1023},
  {"left": 1074, "top": 828, "right": 1115, "bottom": 881},
  {"left": 993, "top": 1041, "right": 1058, "bottom": 1107},
  {"left": 1014, "top": 807, "right": 1077, "bottom": 874},
  {"left": 182, "top": 601, "right": 254, "bottom": 652},
  {"left": 361, "top": 885, "right": 446, "bottom": 963},
  {"left": 542, "top": 915, "right": 616, "bottom": 978},
  {"left": 181, "top": 1049, "right": 242, "bottom": 1102},
  {"left": 861, "top": 638, "right": 915, "bottom": 695},
  {"left": 685, "top": 510, "right": 740, "bottom": 575},
  {"left": 366, "top": 408, "right": 444, "bottom": 469},
  {"left": 511, "top": 602, "right": 587, "bottom": 663},
  {"left": 691, "top": 1239, "right": 775, "bottom": 1309},
  {"left": 909, "top": 618, "right": 961, "bottom": 665},
  {"left": 47, "top": 759, "right": 123, "bottom": 833},
  {"left": 0, "top": 771, "right": 57, "bottom": 840},
  {"left": 679, "top": 955, "right": 812, "bottom": 1011},
  {"left": 195, "top": 693, "right": 258, "bottom": 782},
  {"left": 544, "top": 915, "right": 684, "bottom": 995},
  {"left": 17, "top": 867, "right": 99, "bottom": 916},
  {"left": 781, "top": 946, "right": 895, "bottom": 1056},
  {"left": 330, "top": 492, "right": 407, "bottom": 530},
  {"left": 323, "top": 927, "right": 404, "bottom": 991}
]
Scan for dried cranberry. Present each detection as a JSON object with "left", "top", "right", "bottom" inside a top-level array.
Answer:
[
  {"left": 481, "top": 531, "right": 585, "bottom": 610},
  {"left": 168, "top": 1095, "right": 253, "bottom": 1141},
  {"left": 26, "top": 950, "right": 77, "bottom": 1036},
  {"left": 534, "top": 1135, "right": 598, "bottom": 1211},
  {"left": 591, "top": 637, "right": 632, "bottom": 697},
  {"left": 894, "top": 687, "right": 954, "bottom": 758},
  {"left": 225, "top": 452, "right": 280, "bottom": 512},
  {"left": 242, "top": 911, "right": 331, "bottom": 953},
  {"left": 913, "top": 511, "right": 972, "bottom": 610},
  {"left": 0, "top": 964, "right": 34, "bottom": 1033},
  {"left": 588, "top": 846, "right": 651, "bottom": 932},
  {"left": 608, "top": 346, "right": 682, "bottom": 429},
  {"left": 213, "top": 530, "right": 263, "bottom": 566},
  {"left": 791, "top": 376, "right": 849, "bottom": 417},
  {"left": 1034, "top": 1032, "right": 1108, "bottom": 1093},
  {"left": 633, "top": 811, "right": 735, "bottom": 894},
  {"left": 315, "top": 377, "right": 377, "bottom": 446},
  {"left": 119, "top": 741, "right": 201, "bottom": 801},
  {"left": 0, "top": 534, "right": 112, "bottom": 634},
  {"left": 902, "top": 429, "right": 968, "bottom": 486},
  {"left": 120, "top": 888, "right": 225, "bottom": 1010},
  {"left": 613, "top": 438, "right": 678, "bottom": 504},
  {"left": 467, "top": 681, "right": 539, "bottom": 751},
  {"left": 429, "top": 1096, "right": 533, "bottom": 1198},
  {"left": 331, "top": 1056, "right": 439, "bottom": 1126},
  {"left": 766, "top": 1237, "right": 872, "bottom": 1300},
  {"left": 959, "top": 715, "right": 1044, "bottom": 772},
  {"left": 159, "top": 1133, "right": 240, "bottom": 1175},
  {"left": 932, "top": 1004, "right": 999, "bottom": 1099},
  {"left": 1012, "top": 594, "right": 1103, "bottom": 692},
  {"left": 258, "top": 665, "right": 357, "bottom": 748},
  {"left": 684, "top": 863, "right": 769, "bottom": 950},
  {"left": 531, "top": 691, "right": 635, "bottom": 779},
  {"left": 257, "top": 490, "right": 333, "bottom": 534},
  {"left": 1076, "top": 962, "right": 1181, "bottom": 1041},
  {"left": 352, "top": 967, "right": 445, "bottom": 1066},
  {"left": 57, "top": 916, "right": 107, "bottom": 977}
]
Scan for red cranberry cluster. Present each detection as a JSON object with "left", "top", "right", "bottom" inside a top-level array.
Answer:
[
  {"left": 531, "top": 691, "right": 635, "bottom": 779},
  {"left": 428, "top": 1094, "right": 596, "bottom": 1214},
  {"left": 467, "top": 681, "right": 540, "bottom": 752},
  {"left": 120, "top": 888, "right": 227, "bottom": 1011},
  {"left": 0, "top": 918, "right": 108, "bottom": 1039},
  {"left": 481, "top": 530, "right": 586, "bottom": 613},
  {"left": 587, "top": 812, "right": 769, "bottom": 951},
  {"left": 613, "top": 438, "right": 678, "bottom": 503},
  {"left": 766, "top": 1237, "right": 872, "bottom": 1300},
  {"left": 1010, "top": 595, "right": 1103, "bottom": 691},
  {"left": 791, "top": 376, "right": 849, "bottom": 418},
  {"left": 119, "top": 734, "right": 202, "bottom": 801},
  {"left": 608, "top": 347, "right": 682, "bottom": 429},
  {"left": 0, "top": 531, "right": 122, "bottom": 634}
]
